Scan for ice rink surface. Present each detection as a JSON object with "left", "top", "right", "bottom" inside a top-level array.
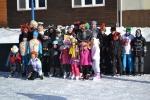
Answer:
[{"left": 0, "top": 72, "right": 150, "bottom": 100}]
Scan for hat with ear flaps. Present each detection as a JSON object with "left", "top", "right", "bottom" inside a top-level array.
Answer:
[{"left": 100, "top": 23, "right": 106, "bottom": 32}]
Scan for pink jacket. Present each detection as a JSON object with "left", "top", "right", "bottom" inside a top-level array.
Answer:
[{"left": 79, "top": 49, "right": 92, "bottom": 66}]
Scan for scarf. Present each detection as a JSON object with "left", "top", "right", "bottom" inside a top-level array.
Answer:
[{"left": 69, "top": 45, "right": 76, "bottom": 58}]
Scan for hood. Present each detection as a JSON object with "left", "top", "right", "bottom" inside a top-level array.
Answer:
[
  {"left": 92, "top": 37, "right": 100, "bottom": 46},
  {"left": 135, "top": 29, "right": 142, "bottom": 38}
]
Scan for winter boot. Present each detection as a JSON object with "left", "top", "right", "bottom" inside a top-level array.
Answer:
[
  {"left": 8, "top": 71, "right": 14, "bottom": 78},
  {"left": 63, "top": 72, "right": 67, "bottom": 79},
  {"left": 40, "top": 75, "right": 44, "bottom": 80},
  {"left": 27, "top": 72, "right": 32, "bottom": 79},
  {"left": 93, "top": 73, "right": 100, "bottom": 81},
  {"left": 75, "top": 76, "right": 79, "bottom": 80},
  {"left": 48, "top": 72, "right": 52, "bottom": 78},
  {"left": 122, "top": 71, "right": 126, "bottom": 75},
  {"left": 71, "top": 74, "right": 75, "bottom": 80}
]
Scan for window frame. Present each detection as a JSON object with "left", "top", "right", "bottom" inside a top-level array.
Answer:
[
  {"left": 72, "top": 0, "right": 105, "bottom": 8},
  {"left": 17, "top": 0, "right": 47, "bottom": 11}
]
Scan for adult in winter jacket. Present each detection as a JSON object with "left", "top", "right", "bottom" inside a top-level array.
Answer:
[
  {"left": 110, "top": 32, "right": 123, "bottom": 76},
  {"left": 91, "top": 37, "right": 100, "bottom": 80},
  {"left": 132, "top": 29, "right": 147, "bottom": 76},
  {"left": 48, "top": 24, "right": 56, "bottom": 43},
  {"left": 97, "top": 23, "right": 108, "bottom": 74},
  {"left": 122, "top": 27, "right": 135, "bottom": 75},
  {"left": 37, "top": 25, "right": 45, "bottom": 42},
  {"left": 77, "top": 21, "right": 92, "bottom": 42},
  {"left": 27, "top": 51, "right": 43, "bottom": 80},
  {"left": 90, "top": 21, "right": 100, "bottom": 38},
  {"left": 105, "top": 27, "right": 116, "bottom": 74}
]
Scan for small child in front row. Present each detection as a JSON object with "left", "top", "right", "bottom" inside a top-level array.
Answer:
[
  {"left": 60, "top": 39, "right": 71, "bottom": 79},
  {"left": 69, "top": 38, "right": 80, "bottom": 80},
  {"left": 48, "top": 40, "right": 61, "bottom": 77},
  {"left": 79, "top": 42, "right": 92, "bottom": 80},
  {"left": 91, "top": 37, "right": 100, "bottom": 80}
]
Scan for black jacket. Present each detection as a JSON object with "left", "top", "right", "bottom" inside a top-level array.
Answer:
[
  {"left": 97, "top": 33, "right": 108, "bottom": 49},
  {"left": 110, "top": 39, "right": 123, "bottom": 57},
  {"left": 132, "top": 36, "right": 146, "bottom": 56},
  {"left": 42, "top": 38, "right": 51, "bottom": 56},
  {"left": 19, "top": 32, "right": 32, "bottom": 43},
  {"left": 77, "top": 29, "right": 92, "bottom": 42}
]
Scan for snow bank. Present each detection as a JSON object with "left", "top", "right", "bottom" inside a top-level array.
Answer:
[{"left": 0, "top": 27, "right": 150, "bottom": 43}]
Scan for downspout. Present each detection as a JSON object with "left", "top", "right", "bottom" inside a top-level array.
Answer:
[
  {"left": 31, "top": 0, "right": 35, "bottom": 20},
  {"left": 116, "top": 0, "right": 119, "bottom": 27},
  {"left": 120, "top": 0, "right": 122, "bottom": 27}
]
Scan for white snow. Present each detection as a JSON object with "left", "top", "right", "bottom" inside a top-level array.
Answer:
[
  {"left": 0, "top": 27, "right": 150, "bottom": 43},
  {"left": 0, "top": 72, "right": 150, "bottom": 100}
]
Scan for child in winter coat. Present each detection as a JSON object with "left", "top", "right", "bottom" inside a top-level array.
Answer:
[
  {"left": 79, "top": 42, "right": 92, "bottom": 80},
  {"left": 27, "top": 51, "right": 43, "bottom": 80},
  {"left": 8, "top": 45, "right": 22, "bottom": 78},
  {"left": 19, "top": 34, "right": 29, "bottom": 76},
  {"left": 60, "top": 39, "right": 71, "bottom": 79},
  {"left": 91, "top": 37, "right": 100, "bottom": 80},
  {"left": 48, "top": 40, "right": 61, "bottom": 77},
  {"left": 69, "top": 38, "right": 80, "bottom": 80}
]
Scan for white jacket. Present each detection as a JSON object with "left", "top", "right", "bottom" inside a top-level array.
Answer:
[{"left": 91, "top": 38, "right": 100, "bottom": 60}]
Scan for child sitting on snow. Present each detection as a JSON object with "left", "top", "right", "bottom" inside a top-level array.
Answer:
[{"left": 27, "top": 51, "right": 43, "bottom": 80}]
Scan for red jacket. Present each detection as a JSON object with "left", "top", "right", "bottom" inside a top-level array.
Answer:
[{"left": 10, "top": 52, "right": 21, "bottom": 64}]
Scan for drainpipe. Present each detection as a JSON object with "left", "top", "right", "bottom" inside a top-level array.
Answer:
[
  {"left": 116, "top": 0, "right": 119, "bottom": 27},
  {"left": 120, "top": 0, "right": 122, "bottom": 27},
  {"left": 31, "top": 0, "right": 35, "bottom": 20}
]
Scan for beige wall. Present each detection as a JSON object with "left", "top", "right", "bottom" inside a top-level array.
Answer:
[{"left": 119, "top": 0, "right": 150, "bottom": 11}]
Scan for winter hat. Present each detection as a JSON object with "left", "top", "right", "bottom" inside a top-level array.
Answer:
[
  {"left": 31, "top": 51, "right": 37, "bottom": 58},
  {"left": 33, "top": 31, "right": 38, "bottom": 37},
  {"left": 23, "top": 34, "right": 28, "bottom": 38},
  {"left": 52, "top": 40, "right": 58, "bottom": 44},
  {"left": 74, "top": 21, "right": 80, "bottom": 26},
  {"left": 100, "top": 23, "right": 106, "bottom": 32},
  {"left": 48, "top": 24, "right": 54, "bottom": 28},
  {"left": 56, "top": 28, "right": 61, "bottom": 33},
  {"left": 126, "top": 27, "right": 131, "bottom": 33},
  {"left": 44, "top": 30, "right": 49, "bottom": 36},
  {"left": 67, "top": 25, "right": 74, "bottom": 31},
  {"left": 135, "top": 29, "right": 141, "bottom": 37},
  {"left": 30, "top": 20, "right": 38, "bottom": 28},
  {"left": 91, "top": 21, "right": 97, "bottom": 25},
  {"left": 20, "top": 23, "right": 32, "bottom": 32},
  {"left": 85, "top": 23, "right": 90, "bottom": 29},
  {"left": 111, "top": 27, "right": 116, "bottom": 32}
]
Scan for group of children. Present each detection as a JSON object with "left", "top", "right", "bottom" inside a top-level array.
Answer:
[{"left": 8, "top": 20, "right": 147, "bottom": 81}]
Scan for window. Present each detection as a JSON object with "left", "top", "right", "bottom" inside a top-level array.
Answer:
[
  {"left": 17, "top": 0, "right": 47, "bottom": 11},
  {"left": 72, "top": 0, "right": 105, "bottom": 8}
]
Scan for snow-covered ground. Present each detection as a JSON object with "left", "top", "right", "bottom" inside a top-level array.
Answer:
[
  {"left": 0, "top": 27, "right": 150, "bottom": 43},
  {"left": 0, "top": 72, "right": 150, "bottom": 100}
]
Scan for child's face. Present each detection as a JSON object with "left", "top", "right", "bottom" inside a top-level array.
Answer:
[
  {"left": 23, "top": 38, "right": 27, "bottom": 41},
  {"left": 23, "top": 28, "right": 28, "bottom": 33},
  {"left": 83, "top": 45, "right": 88, "bottom": 50},
  {"left": 33, "top": 36, "right": 37, "bottom": 39},
  {"left": 38, "top": 26, "right": 43, "bottom": 32},
  {"left": 53, "top": 44, "right": 57, "bottom": 48},
  {"left": 101, "top": 30, "right": 105, "bottom": 34},
  {"left": 72, "top": 42, "right": 75, "bottom": 46},
  {"left": 91, "top": 39, "right": 94, "bottom": 45},
  {"left": 31, "top": 54, "right": 36, "bottom": 59},
  {"left": 68, "top": 29, "right": 72, "bottom": 33}
]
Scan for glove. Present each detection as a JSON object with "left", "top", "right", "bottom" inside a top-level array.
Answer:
[{"left": 143, "top": 53, "right": 146, "bottom": 57}]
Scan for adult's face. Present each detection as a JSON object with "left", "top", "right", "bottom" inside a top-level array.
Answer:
[
  {"left": 23, "top": 38, "right": 27, "bottom": 41},
  {"left": 50, "top": 28, "right": 54, "bottom": 33},
  {"left": 81, "top": 25, "right": 86, "bottom": 30},
  {"left": 126, "top": 32, "right": 130, "bottom": 35},
  {"left": 91, "top": 24, "right": 97, "bottom": 29},
  {"left": 101, "top": 30, "right": 105, "bottom": 34}
]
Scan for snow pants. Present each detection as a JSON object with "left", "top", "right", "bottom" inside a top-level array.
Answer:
[
  {"left": 111, "top": 55, "right": 122, "bottom": 74},
  {"left": 10, "top": 62, "right": 21, "bottom": 74},
  {"left": 21, "top": 56, "right": 28, "bottom": 73},
  {"left": 134, "top": 56, "right": 144, "bottom": 73},
  {"left": 82, "top": 66, "right": 89, "bottom": 76},
  {"left": 92, "top": 59, "right": 100, "bottom": 74},
  {"left": 122, "top": 54, "right": 133, "bottom": 72},
  {"left": 27, "top": 65, "right": 38, "bottom": 79},
  {"left": 61, "top": 64, "right": 71, "bottom": 74},
  {"left": 71, "top": 64, "right": 80, "bottom": 76}
]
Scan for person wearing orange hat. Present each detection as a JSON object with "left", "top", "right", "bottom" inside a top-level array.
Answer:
[
  {"left": 97, "top": 23, "right": 108, "bottom": 74},
  {"left": 26, "top": 51, "right": 43, "bottom": 80}
]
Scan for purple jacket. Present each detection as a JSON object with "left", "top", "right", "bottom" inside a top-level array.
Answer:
[
  {"left": 28, "top": 58, "right": 43, "bottom": 76},
  {"left": 79, "top": 49, "right": 92, "bottom": 66}
]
